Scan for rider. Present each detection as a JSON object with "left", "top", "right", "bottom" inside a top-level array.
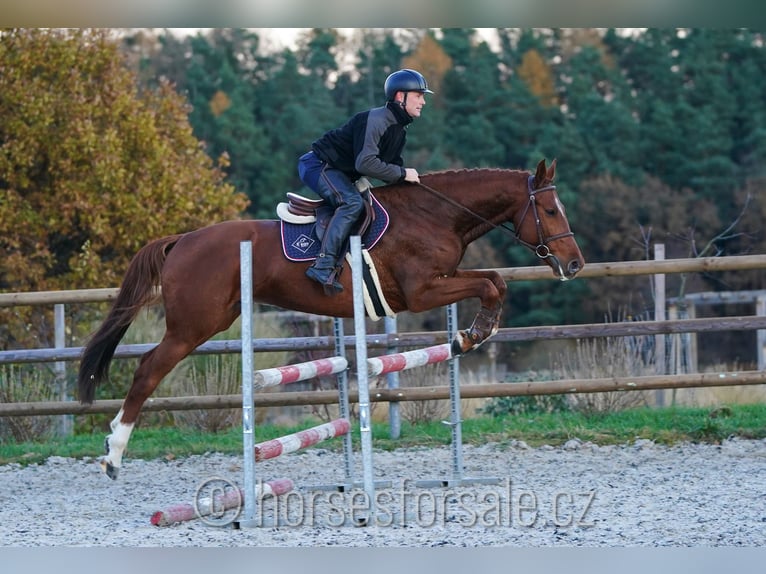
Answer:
[{"left": 297, "top": 68, "right": 433, "bottom": 293}]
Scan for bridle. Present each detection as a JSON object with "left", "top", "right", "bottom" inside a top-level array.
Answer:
[
  {"left": 514, "top": 175, "right": 575, "bottom": 259},
  {"left": 415, "top": 174, "right": 575, "bottom": 265}
]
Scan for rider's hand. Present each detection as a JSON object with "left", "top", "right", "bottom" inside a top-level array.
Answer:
[{"left": 404, "top": 168, "right": 420, "bottom": 183}]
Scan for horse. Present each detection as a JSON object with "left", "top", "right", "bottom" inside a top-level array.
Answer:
[{"left": 78, "top": 158, "right": 584, "bottom": 479}]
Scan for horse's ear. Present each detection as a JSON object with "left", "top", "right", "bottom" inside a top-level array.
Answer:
[
  {"left": 534, "top": 159, "right": 547, "bottom": 187},
  {"left": 547, "top": 158, "right": 557, "bottom": 181}
]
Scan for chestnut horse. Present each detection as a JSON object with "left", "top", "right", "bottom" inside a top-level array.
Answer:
[{"left": 78, "top": 159, "right": 584, "bottom": 478}]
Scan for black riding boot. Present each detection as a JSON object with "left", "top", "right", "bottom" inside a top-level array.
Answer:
[
  {"left": 305, "top": 211, "right": 357, "bottom": 294},
  {"left": 305, "top": 166, "right": 365, "bottom": 294},
  {"left": 306, "top": 251, "right": 344, "bottom": 294}
]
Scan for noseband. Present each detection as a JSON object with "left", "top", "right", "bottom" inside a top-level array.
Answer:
[{"left": 514, "top": 175, "right": 575, "bottom": 262}]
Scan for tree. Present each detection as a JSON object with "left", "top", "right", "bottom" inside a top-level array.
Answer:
[
  {"left": 561, "top": 44, "right": 644, "bottom": 186},
  {"left": 517, "top": 48, "right": 558, "bottom": 108},
  {"left": 253, "top": 47, "right": 346, "bottom": 208},
  {"left": 574, "top": 173, "right": 722, "bottom": 316},
  {"left": 109, "top": 27, "right": 766, "bottom": 332},
  {"left": 178, "top": 30, "right": 277, "bottom": 215},
  {"left": 0, "top": 28, "right": 248, "bottom": 347},
  {"left": 399, "top": 32, "right": 453, "bottom": 170}
]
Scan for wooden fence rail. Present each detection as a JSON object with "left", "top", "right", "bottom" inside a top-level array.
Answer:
[
  {"left": 2, "top": 370, "right": 764, "bottom": 417},
  {"left": 3, "top": 315, "right": 766, "bottom": 365},
  {"left": 3, "top": 254, "right": 766, "bottom": 308}
]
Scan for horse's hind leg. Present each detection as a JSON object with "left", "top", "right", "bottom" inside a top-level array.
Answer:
[{"left": 100, "top": 336, "right": 195, "bottom": 479}]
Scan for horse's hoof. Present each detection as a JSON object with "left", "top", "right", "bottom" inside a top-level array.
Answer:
[
  {"left": 99, "top": 457, "right": 119, "bottom": 480},
  {"left": 451, "top": 334, "right": 468, "bottom": 357}
]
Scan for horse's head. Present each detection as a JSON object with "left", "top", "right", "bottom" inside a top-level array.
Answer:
[{"left": 513, "top": 159, "right": 585, "bottom": 281}]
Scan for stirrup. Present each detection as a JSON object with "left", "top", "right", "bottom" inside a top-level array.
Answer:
[{"left": 306, "top": 266, "right": 343, "bottom": 294}]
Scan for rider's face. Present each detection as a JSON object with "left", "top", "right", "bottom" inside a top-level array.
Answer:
[{"left": 397, "top": 91, "right": 427, "bottom": 118}]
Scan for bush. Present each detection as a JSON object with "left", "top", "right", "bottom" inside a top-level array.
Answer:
[
  {"left": 555, "top": 334, "right": 654, "bottom": 415},
  {"left": 170, "top": 353, "right": 242, "bottom": 433},
  {"left": 0, "top": 29, "right": 247, "bottom": 350},
  {"left": 0, "top": 365, "right": 57, "bottom": 442},
  {"left": 481, "top": 370, "right": 571, "bottom": 417}
]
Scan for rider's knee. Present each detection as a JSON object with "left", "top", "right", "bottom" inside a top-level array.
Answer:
[{"left": 343, "top": 193, "right": 365, "bottom": 214}]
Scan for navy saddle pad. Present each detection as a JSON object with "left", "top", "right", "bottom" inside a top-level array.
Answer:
[{"left": 280, "top": 194, "right": 390, "bottom": 262}]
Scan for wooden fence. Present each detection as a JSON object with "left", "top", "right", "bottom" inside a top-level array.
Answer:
[
  {"left": 2, "top": 254, "right": 766, "bottom": 417},
  {"left": 3, "top": 254, "right": 766, "bottom": 308}
]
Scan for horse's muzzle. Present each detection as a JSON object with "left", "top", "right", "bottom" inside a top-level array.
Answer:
[
  {"left": 554, "top": 257, "right": 583, "bottom": 282},
  {"left": 567, "top": 259, "right": 582, "bottom": 277}
]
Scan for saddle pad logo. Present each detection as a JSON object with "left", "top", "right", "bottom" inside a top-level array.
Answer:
[{"left": 291, "top": 234, "right": 315, "bottom": 253}]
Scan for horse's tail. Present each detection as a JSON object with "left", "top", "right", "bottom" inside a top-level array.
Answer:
[{"left": 77, "top": 234, "right": 183, "bottom": 404}]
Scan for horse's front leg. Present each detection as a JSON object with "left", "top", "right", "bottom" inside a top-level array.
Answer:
[
  {"left": 405, "top": 269, "right": 506, "bottom": 356},
  {"left": 450, "top": 269, "right": 506, "bottom": 355}
]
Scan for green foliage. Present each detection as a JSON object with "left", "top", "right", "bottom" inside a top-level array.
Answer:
[
  {"left": 481, "top": 371, "right": 571, "bottom": 417},
  {"left": 482, "top": 394, "right": 570, "bottom": 417},
  {"left": 0, "top": 28, "right": 248, "bottom": 348}
]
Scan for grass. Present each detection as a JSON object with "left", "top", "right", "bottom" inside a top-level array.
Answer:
[{"left": 1, "top": 403, "right": 765, "bottom": 466}]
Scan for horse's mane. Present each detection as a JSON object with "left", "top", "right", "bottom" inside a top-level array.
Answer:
[
  {"left": 421, "top": 167, "right": 529, "bottom": 179},
  {"left": 373, "top": 167, "right": 531, "bottom": 195}
]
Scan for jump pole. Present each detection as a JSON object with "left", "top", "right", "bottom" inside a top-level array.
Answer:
[
  {"left": 251, "top": 321, "right": 356, "bottom": 491},
  {"left": 254, "top": 418, "right": 351, "bottom": 461},
  {"left": 240, "top": 241, "right": 257, "bottom": 525},
  {"left": 351, "top": 235, "right": 376, "bottom": 525},
  {"left": 333, "top": 315, "right": 356, "bottom": 488},
  {"left": 253, "top": 356, "right": 348, "bottom": 388},
  {"left": 151, "top": 478, "right": 294, "bottom": 527},
  {"left": 384, "top": 316, "right": 401, "bottom": 439},
  {"left": 417, "top": 304, "right": 501, "bottom": 487},
  {"left": 367, "top": 343, "right": 452, "bottom": 376}
]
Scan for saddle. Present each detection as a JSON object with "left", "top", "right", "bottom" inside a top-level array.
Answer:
[{"left": 276, "top": 177, "right": 376, "bottom": 243}]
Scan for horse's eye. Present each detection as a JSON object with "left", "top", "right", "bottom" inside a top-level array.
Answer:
[{"left": 545, "top": 207, "right": 557, "bottom": 216}]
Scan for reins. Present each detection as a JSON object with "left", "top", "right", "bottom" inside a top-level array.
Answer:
[{"left": 415, "top": 174, "right": 574, "bottom": 262}]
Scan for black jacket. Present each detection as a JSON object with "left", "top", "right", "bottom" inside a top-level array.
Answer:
[{"left": 311, "top": 101, "right": 412, "bottom": 183}]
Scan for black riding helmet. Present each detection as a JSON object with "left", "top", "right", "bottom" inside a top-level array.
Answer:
[{"left": 384, "top": 69, "right": 434, "bottom": 101}]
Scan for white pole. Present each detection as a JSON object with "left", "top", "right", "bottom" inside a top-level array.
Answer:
[
  {"left": 384, "top": 316, "right": 401, "bottom": 440},
  {"left": 333, "top": 317, "right": 355, "bottom": 486},
  {"left": 654, "top": 243, "right": 666, "bottom": 407},
  {"left": 445, "top": 303, "right": 464, "bottom": 483},
  {"left": 757, "top": 296, "right": 766, "bottom": 371},
  {"left": 54, "top": 303, "right": 72, "bottom": 436},
  {"left": 351, "top": 235, "right": 376, "bottom": 524},
  {"left": 239, "top": 241, "right": 256, "bottom": 523}
]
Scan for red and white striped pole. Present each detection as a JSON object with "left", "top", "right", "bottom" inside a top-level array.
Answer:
[
  {"left": 253, "top": 356, "right": 348, "bottom": 389},
  {"left": 150, "top": 478, "right": 294, "bottom": 527},
  {"left": 254, "top": 418, "right": 350, "bottom": 462},
  {"left": 367, "top": 343, "right": 452, "bottom": 377}
]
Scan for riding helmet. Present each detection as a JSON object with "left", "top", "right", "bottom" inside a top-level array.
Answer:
[{"left": 384, "top": 69, "right": 434, "bottom": 100}]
